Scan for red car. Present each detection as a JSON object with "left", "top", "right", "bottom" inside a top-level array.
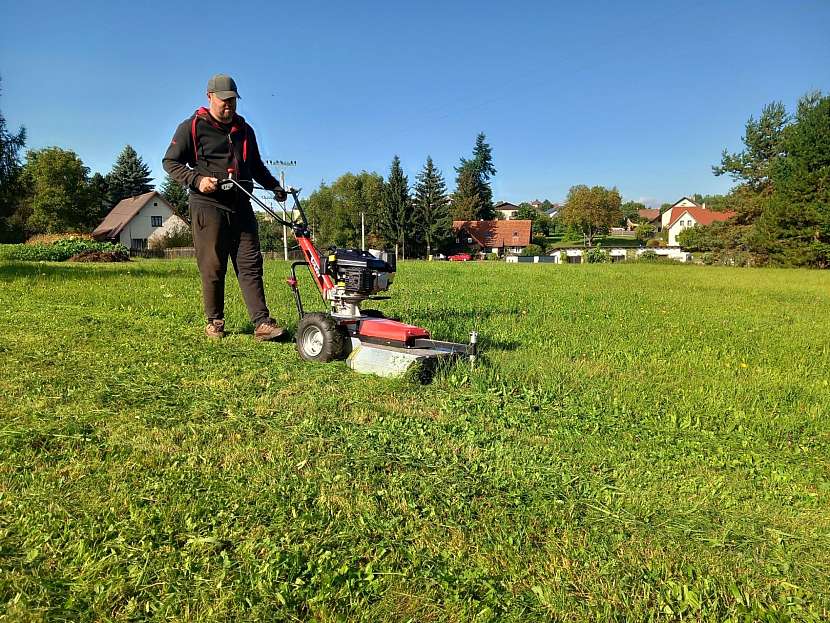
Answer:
[{"left": 448, "top": 253, "right": 472, "bottom": 262}]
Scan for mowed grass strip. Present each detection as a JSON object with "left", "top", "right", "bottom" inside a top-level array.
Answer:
[{"left": 0, "top": 259, "right": 828, "bottom": 621}]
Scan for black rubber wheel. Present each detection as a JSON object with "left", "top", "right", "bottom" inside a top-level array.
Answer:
[{"left": 295, "top": 313, "right": 347, "bottom": 362}]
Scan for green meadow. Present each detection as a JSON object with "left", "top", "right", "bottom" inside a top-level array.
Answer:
[{"left": 1, "top": 259, "right": 828, "bottom": 621}]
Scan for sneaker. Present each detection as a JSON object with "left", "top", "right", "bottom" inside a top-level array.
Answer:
[
  {"left": 254, "top": 319, "right": 286, "bottom": 341},
  {"left": 205, "top": 319, "right": 225, "bottom": 339}
]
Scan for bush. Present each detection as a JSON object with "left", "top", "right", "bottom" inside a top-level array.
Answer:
[
  {"left": 521, "top": 244, "right": 544, "bottom": 257},
  {"left": 0, "top": 239, "right": 128, "bottom": 262},
  {"left": 149, "top": 224, "right": 193, "bottom": 250},
  {"left": 635, "top": 223, "right": 655, "bottom": 242},
  {"left": 646, "top": 238, "right": 666, "bottom": 248},
  {"left": 586, "top": 247, "right": 610, "bottom": 263}
]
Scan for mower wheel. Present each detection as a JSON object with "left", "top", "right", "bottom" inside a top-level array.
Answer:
[{"left": 296, "top": 313, "right": 348, "bottom": 362}]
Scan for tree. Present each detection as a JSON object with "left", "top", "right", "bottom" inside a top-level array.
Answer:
[
  {"left": 451, "top": 161, "right": 482, "bottom": 221},
  {"left": 453, "top": 132, "right": 496, "bottom": 220},
  {"left": 160, "top": 173, "right": 189, "bottom": 223},
  {"left": 713, "top": 101, "right": 788, "bottom": 195},
  {"left": 759, "top": 91, "right": 830, "bottom": 267},
  {"left": 0, "top": 76, "right": 27, "bottom": 241},
  {"left": 24, "top": 147, "right": 97, "bottom": 233},
  {"left": 471, "top": 132, "right": 496, "bottom": 217},
  {"left": 621, "top": 201, "right": 646, "bottom": 225},
  {"left": 107, "top": 145, "right": 153, "bottom": 206},
  {"left": 303, "top": 171, "right": 385, "bottom": 250},
  {"left": 559, "top": 185, "right": 622, "bottom": 247},
  {"left": 87, "top": 172, "right": 111, "bottom": 226},
  {"left": 635, "top": 222, "right": 656, "bottom": 242},
  {"left": 515, "top": 203, "right": 553, "bottom": 237},
  {"left": 412, "top": 156, "right": 451, "bottom": 257},
  {"left": 379, "top": 155, "right": 412, "bottom": 258}
]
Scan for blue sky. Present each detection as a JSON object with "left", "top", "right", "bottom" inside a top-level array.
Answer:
[{"left": 2, "top": 0, "right": 828, "bottom": 207}]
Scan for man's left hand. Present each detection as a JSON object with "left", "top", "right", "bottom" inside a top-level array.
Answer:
[{"left": 273, "top": 187, "right": 288, "bottom": 202}]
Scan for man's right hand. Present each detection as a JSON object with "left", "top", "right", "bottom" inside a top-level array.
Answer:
[{"left": 198, "top": 176, "right": 219, "bottom": 193}]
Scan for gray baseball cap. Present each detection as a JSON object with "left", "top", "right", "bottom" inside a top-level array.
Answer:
[{"left": 207, "top": 74, "right": 240, "bottom": 99}]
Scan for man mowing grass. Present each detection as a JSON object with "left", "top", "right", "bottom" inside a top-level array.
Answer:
[{"left": 163, "top": 74, "right": 288, "bottom": 341}]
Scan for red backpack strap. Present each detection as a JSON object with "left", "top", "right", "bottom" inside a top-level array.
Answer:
[
  {"left": 242, "top": 124, "right": 248, "bottom": 162},
  {"left": 191, "top": 116, "right": 200, "bottom": 162}
]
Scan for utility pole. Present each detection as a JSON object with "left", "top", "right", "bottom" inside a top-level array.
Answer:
[
  {"left": 265, "top": 159, "right": 297, "bottom": 261},
  {"left": 361, "top": 211, "right": 365, "bottom": 250}
]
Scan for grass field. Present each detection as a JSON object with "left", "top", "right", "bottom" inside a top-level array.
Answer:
[{"left": 1, "top": 259, "right": 829, "bottom": 621}]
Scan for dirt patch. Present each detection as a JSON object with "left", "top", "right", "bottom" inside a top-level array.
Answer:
[{"left": 69, "top": 250, "right": 131, "bottom": 262}]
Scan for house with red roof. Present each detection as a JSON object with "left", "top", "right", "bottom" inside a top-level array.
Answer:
[
  {"left": 667, "top": 206, "right": 735, "bottom": 246},
  {"left": 659, "top": 197, "right": 705, "bottom": 231},
  {"left": 92, "top": 191, "right": 187, "bottom": 250},
  {"left": 452, "top": 220, "right": 532, "bottom": 256}
]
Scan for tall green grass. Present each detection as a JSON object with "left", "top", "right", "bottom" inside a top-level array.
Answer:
[{"left": 1, "top": 259, "right": 828, "bottom": 621}]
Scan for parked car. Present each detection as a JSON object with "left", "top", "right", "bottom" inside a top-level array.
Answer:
[{"left": 448, "top": 253, "right": 472, "bottom": 262}]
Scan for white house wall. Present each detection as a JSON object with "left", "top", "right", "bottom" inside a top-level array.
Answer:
[
  {"left": 668, "top": 212, "right": 696, "bottom": 246},
  {"left": 118, "top": 200, "right": 188, "bottom": 248}
]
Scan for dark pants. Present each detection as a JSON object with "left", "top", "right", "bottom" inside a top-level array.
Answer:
[{"left": 190, "top": 201, "right": 271, "bottom": 326}]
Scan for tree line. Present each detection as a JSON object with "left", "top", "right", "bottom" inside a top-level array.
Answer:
[
  {"left": 298, "top": 133, "right": 497, "bottom": 258},
  {"left": 0, "top": 71, "right": 499, "bottom": 257},
  {"left": 676, "top": 91, "right": 830, "bottom": 268}
]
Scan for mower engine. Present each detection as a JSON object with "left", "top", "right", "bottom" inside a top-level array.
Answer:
[{"left": 322, "top": 249, "right": 395, "bottom": 315}]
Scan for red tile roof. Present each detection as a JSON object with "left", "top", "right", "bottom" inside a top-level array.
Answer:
[
  {"left": 668, "top": 207, "right": 735, "bottom": 228},
  {"left": 638, "top": 208, "right": 660, "bottom": 221},
  {"left": 92, "top": 191, "right": 162, "bottom": 241},
  {"left": 452, "top": 220, "right": 532, "bottom": 247}
]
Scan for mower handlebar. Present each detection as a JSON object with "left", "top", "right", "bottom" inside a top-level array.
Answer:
[{"left": 216, "top": 177, "right": 307, "bottom": 229}]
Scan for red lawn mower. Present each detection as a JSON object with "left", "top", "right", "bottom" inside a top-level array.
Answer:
[{"left": 219, "top": 175, "right": 478, "bottom": 379}]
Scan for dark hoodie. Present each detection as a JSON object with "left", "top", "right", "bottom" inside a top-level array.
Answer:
[{"left": 162, "top": 107, "right": 280, "bottom": 210}]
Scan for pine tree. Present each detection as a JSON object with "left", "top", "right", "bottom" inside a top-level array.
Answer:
[
  {"left": 451, "top": 160, "right": 482, "bottom": 221},
  {"left": 0, "top": 76, "right": 27, "bottom": 239},
  {"left": 160, "top": 173, "right": 190, "bottom": 223},
  {"left": 107, "top": 145, "right": 153, "bottom": 206},
  {"left": 379, "top": 155, "right": 412, "bottom": 259},
  {"left": 412, "top": 156, "right": 451, "bottom": 258},
  {"left": 472, "top": 132, "right": 496, "bottom": 218},
  {"left": 452, "top": 132, "right": 497, "bottom": 220}
]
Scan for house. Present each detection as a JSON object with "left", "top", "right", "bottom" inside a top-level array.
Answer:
[
  {"left": 667, "top": 207, "right": 735, "bottom": 246},
  {"left": 452, "top": 220, "right": 532, "bottom": 255},
  {"left": 626, "top": 208, "right": 660, "bottom": 230},
  {"left": 92, "top": 191, "right": 188, "bottom": 250},
  {"left": 660, "top": 197, "right": 705, "bottom": 231},
  {"left": 494, "top": 201, "right": 520, "bottom": 220}
]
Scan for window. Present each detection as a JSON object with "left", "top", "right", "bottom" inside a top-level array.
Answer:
[
  {"left": 151, "top": 216, "right": 162, "bottom": 227},
  {"left": 131, "top": 238, "right": 148, "bottom": 250}
]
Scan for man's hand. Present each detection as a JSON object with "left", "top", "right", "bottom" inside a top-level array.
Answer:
[
  {"left": 273, "top": 187, "right": 288, "bottom": 202},
  {"left": 198, "top": 176, "right": 218, "bottom": 193}
]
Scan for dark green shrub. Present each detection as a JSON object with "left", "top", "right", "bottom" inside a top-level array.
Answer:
[
  {"left": 0, "top": 239, "right": 128, "bottom": 262},
  {"left": 586, "top": 247, "right": 610, "bottom": 263},
  {"left": 521, "top": 244, "right": 544, "bottom": 256}
]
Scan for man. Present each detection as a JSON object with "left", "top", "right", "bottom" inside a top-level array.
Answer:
[{"left": 163, "top": 74, "right": 287, "bottom": 340}]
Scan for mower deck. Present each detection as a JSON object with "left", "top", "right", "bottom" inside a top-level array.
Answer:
[{"left": 346, "top": 337, "right": 472, "bottom": 378}]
